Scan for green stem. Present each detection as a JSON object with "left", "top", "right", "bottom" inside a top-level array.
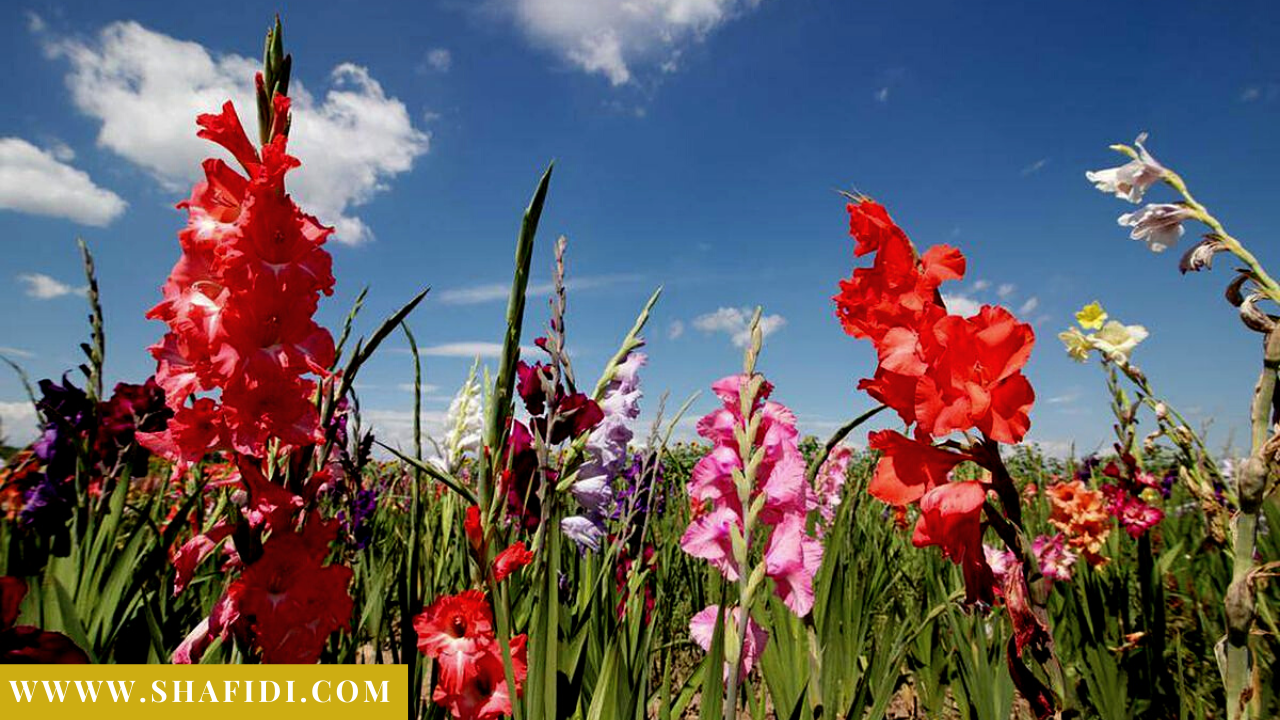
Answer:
[
  {"left": 479, "top": 164, "right": 553, "bottom": 517},
  {"left": 1165, "top": 171, "right": 1280, "bottom": 302},
  {"left": 1223, "top": 327, "right": 1280, "bottom": 719}
]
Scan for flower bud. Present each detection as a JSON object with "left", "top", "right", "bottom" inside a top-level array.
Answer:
[
  {"left": 1154, "top": 402, "right": 1168, "bottom": 421},
  {"left": 1224, "top": 578, "right": 1255, "bottom": 642},
  {"left": 1143, "top": 431, "right": 1161, "bottom": 454},
  {"left": 1179, "top": 235, "right": 1225, "bottom": 274},
  {"left": 1174, "top": 426, "right": 1195, "bottom": 446},
  {"left": 1237, "top": 456, "right": 1267, "bottom": 512}
]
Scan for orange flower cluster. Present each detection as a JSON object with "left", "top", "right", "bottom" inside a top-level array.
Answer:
[{"left": 1045, "top": 480, "right": 1112, "bottom": 567}]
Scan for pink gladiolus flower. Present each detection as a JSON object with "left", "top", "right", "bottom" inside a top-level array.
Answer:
[
  {"left": 814, "top": 444, "right": 853, "bottom": 534},
  {"left": 764, "top": 514, "right": 824, "bottom": 616},
  {"left": 983, "top": 543, "right": 1018, "bottom": 587},
  {"left": 680, "top": 505, "right": 742, "bottom": 581},
  {"left": 1117, "top": 497, "right": 1164, "bottom": 538},
  {"left": 689, "top": 605, "right": 769, "bottom": 680},
  {"left": 680, "top": 373, "right": 823, "bottom": 619},
  {"left": 1032, "top": 534, "right": 1078, "bottom": 583}
]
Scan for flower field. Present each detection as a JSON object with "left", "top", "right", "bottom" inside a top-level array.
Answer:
[{"left": 2, "top": 17, "right": 1279, "bottom": 720}]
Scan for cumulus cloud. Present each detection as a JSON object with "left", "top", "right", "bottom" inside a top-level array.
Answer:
[
  {"left": 361, "top": 408, "right": 449, "bottom": 454},
  {"left": 667, "top": 319, "right": 685, "bottom": 340},
  {"left": 501, "top": 0, "right": 765, "bottom": 86},
  {"left": 0, "top": 401, "right": 39, "bottom": 446},
  {"left": 692, "top": 306, "right": 785, "bottom": 347},
  {"left": 38, "top": 19, "right": 429, "bottom": 244},
  {"left": 997, "top": 283, "right": 1016, "bottom": 299},
  {"left": 0, "top": 138, "right": 126, "bottom": 226},
  {"left": 940, "top": 293, "right": 982, "bottom": 318},
  {"left": 18, "top": 273, "right": 85, "bottom": 300},
  {"left": 1019, "top": 297, "right": 1040, "bottom": 314}
]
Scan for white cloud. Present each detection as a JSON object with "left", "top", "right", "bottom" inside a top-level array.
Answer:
[
  {"left": 997, "top": 283, "right": 1016, "bottom": 299},
  {"left": 39, "top": 19, "right": 429, "bottom": 245},
  {"left": 0, "top": 401, "right": 38, "bottom": 447},
  {"left": 874, "top": 87, "right": 889, "bottom": 103},
  {"left": 1020, "top": 158, "right": 1049, "bottom": 176},
  {"left": 0, "top": 137, "right": 126, "bottom": 226},
  {"left": 1020, "top": 438, "right": 1075, "bottom": 459},
  {"left": 0, "top": 346, "right": 36, "bottom": 359},
  {"left": 436, "top": 273, "right": 642, "bottom": 305},
  {"left": 970, "top": 279, "right": 991, "bottom": 291},
  {"left": 941, "top": 293, "right": 981, "bottom": 318},
  {"left": 361, "top": 407, "right": 449, "bottom": 454},
  {"left": 692, "top": 306, "right": 785, "bottom": 347},
  {"left": 1018, "top": 296, "right": 1040, "bottom": 314},
  {"left": 18, "top": 273, "right": 85, "bottom": 300},
  {"left": 47, "top": 140, "right": 76, "bottom": 162},
  {"left": 423, "top": 48, "right": 452, "bottom": 73},
  {"left": 502, "top": 0, "right": 765, "bottom": 86},
  {"left": 667, "top": 319, "right": 685, "bottom": 340},
  {"left": 395, "top": 383, "right": 442, "bottom": 394},
  {"left": 418, "top": 342, "right": 506, "bottom": 358},
  {"left": 1239, "top": 85, "right": 1279, "bottom": 103},
  {"left": 1047, "top": 390, "right": 1080, "bottom": 405}
]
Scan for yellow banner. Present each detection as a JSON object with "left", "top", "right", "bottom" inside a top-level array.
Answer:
[{"left": 0, "top": 665, "right": 407, "bottom": 719}]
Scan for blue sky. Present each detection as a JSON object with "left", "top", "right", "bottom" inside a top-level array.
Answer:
[{"left": 2, "top": 0, "right": 1278, "bottom": 456}]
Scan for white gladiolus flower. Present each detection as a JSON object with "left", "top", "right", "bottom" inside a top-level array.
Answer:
[
  {"left": 1086, "top": 133, "right": 1166, "bottom": 203},
  {"left": 1117, "top": 203, "right": 1196, "bottom": 253},
  {"left": 442, "top": 374, "right": 483, "bottom": 469},
  {"left": 1088, "top": 320, "right": 1149, "bottom": 363}
]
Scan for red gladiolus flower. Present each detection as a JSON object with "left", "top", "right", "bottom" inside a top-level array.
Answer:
[
  {"left": 233, "top": 526, "right": 353, "bottom": 664},
  {"left": 492, "top": 542, "right": 533, "bottom": 582},
  {"left": 846, "top": 198, "right": 909, "bottom": 257},
  {"left": 912, "top": 481, "right": 994, "bottom": 604},
  {"left": 145, "top": 95, "right": 335, "bottom": 463},
  {"left": 911, "top": 307, "right": 1036, "bottom": 443},
  {"left": 415, "top": 590, "right": 529, "bottom": 719},
  {"left": 431, "top": 634, "right": 528, "bottom": 720},
  {"left": 464, "top": 505, "right": 484, "bottom": 553},
  {"left": 867, "top": 430, "right": 967, "bottom": 506},
  {"left": 415, "top": 590, "right": 496, "bottom": 679}
]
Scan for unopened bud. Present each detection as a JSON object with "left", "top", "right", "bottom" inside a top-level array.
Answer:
[
  {"left": 1237, "top": 455, "right": 1268, "bottom": 511},
  {"left": 1154, "top": 402, "right": 1168, "bottom": 421},
  {"left": 1174, "top": 426, "right": 1195, "bottom": 446},
  {"left": 1224, "top": 578, "right": 1255, "bottom": 642},
  {"left": 1143, "top": 431, "right": 1161, "bottom": 454}
]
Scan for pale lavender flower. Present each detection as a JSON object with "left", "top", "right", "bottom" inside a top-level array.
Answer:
[
  {"left": 1086, "top": 133, "right": 1166, "bottom": 203},
  {"left": 560, "top": 515, "right": 605, "bottom": 551},
  {"left": 1118, "top": 203, "right": 1197, "bottom": 253},
  {"left": 563, "top": 348, "right": 648, "bottom": 550}
]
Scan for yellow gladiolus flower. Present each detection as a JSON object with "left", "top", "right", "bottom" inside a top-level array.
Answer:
[{"left": 1075, "top": 302, "right": 1107, "bottom": 330}]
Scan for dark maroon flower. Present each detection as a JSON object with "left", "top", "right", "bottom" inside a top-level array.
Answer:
[
  {"left": 548, "top": 393, "right": 603, "bottom": 444},
  {"left": 516, "top": 361, "right": 551, "bottom": 416},
  {"left": 0, "top": 577, "right": 89, "bottom": 664}
]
